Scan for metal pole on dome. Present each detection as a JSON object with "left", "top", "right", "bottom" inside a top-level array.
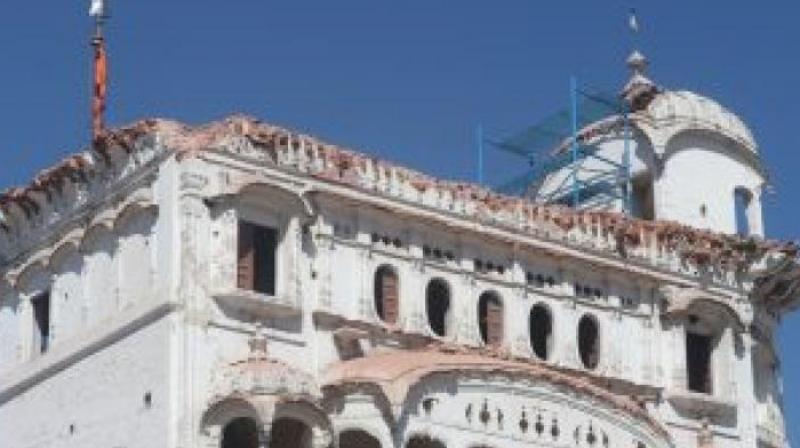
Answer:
[
  {"left": 623, "top": 7, "right": 639, "bottom": 215},
  {"left": 623, "top": 102, "right": 632, "bottom": 215}
]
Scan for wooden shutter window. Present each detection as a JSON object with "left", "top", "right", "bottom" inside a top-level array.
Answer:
[
  {"left": 237, "top": 221, "right": 255, "bottom": 290},
  {"left": 381, "top": 269, "right": 399, "bottom": 324},
  {"left": 374, "top": 266, "right": 399, "bottom": 324},
  {"left": 486, "top": 297, "right": 503, "bottom": 347}
]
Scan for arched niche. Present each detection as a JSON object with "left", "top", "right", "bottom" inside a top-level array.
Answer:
[
  {"left": 201, "top": 397, "right": 264, "bottom": 448},
  {"left": 270, "top": 400, "right": 332, "bottom": 448},
  {"left": 733, "top": 186, "right": 755, "bottom": 237},
  {"left": 16, "top": 262, "right": 52, "bottom": 357},
  {"left": 49, "top": 243, "right": 84, "bottom": 339},
  {"left": 115, "top": 204, "right": 157, "bottom": 309},
  {"left": 230, "top": 182, "right": 314, "bottom": 219},
  {"left": 15, "top": 261, "right": 50, "bottom": 297},
  {"left": 80, "top": 224, "right": 118, "bottom": 321}
]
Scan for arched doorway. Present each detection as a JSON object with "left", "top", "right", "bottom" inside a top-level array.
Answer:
[
  {"left": 222, "top": 417, "right": 259, "bottom": 448},
  {"left": 340, "top": 429, "right": 381, "bottom": 448},
  {"left": 270, "top": 417, "right": 312, "bottom": 448}
]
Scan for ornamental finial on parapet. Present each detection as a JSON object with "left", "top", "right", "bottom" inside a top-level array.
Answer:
[{"left": 248, "top": 324, "right": 269, "bottom": 361}]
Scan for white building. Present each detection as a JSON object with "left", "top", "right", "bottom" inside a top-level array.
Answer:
[{"left": 0, "top": 53, "right": 797, "bottom": 448}]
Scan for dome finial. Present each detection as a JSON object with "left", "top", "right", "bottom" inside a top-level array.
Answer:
[
  {"left": 621, "top": 8, "right": 658, "bottom": 109},
  {"left": 626, "top": 8, "right": 648, "bottom": 77},
  {"left": 627, "top": 50, "right": 649, "bottom": 77}
]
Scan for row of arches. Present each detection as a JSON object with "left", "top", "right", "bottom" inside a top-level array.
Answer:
[
  {"left": 373, "top": 265, "right": 601, "bottom": 369},
  {"left": 0, "top": 204, "right": 157, "bottom": 362},
  {"left": 221, "top": 417, "right": 446, "bottom": 448}
]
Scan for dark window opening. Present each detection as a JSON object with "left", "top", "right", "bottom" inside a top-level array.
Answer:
[
  {"left": 478, "top": 292, "right": 503, "bottom": 347},
  {"left": 221, "top": 417, "right": 259, "bottom": 448},
  {"left": 529, "top": 304, "right": 553, "bottom": 360},
  {"left": 406, "top": 436, "right": 446, "bottom": 448},
  {"left": 32, "top": 291, "right": 51, "bottom": 354},
  {"left": 578, "top": 314, "right": 599, "bottom": 369},
  {"left": 734, "top": 187, "right": 752, "bottom": 236},
  {"left": 631, "top": 175, "right": 655, "bottom": 221},
  {"left": 687, "top": 332, "right": 714, "bottom": 394},
  {"left": 340, "top": 430, "right": 381, "bottom": 448},
  {"left": 238, "top": 221, "right": 278, "bottom": 295},
  {"left": 374, "top": 265, "right": 399, "bottom": 324},
  {"left": 270, "top": 418, "right": 311, "bottom": 448},
  {"left": 426, "top": 279, "right": 450, "bottom": 337}
]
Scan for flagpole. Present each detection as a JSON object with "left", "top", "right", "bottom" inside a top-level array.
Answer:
[{"left": 90, "top": 1, "right": 108, "bottom": 145}]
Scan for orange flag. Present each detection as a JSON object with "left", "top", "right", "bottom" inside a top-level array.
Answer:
[{"left": 92, "top": 36, "right": 108, "bottom": 142}]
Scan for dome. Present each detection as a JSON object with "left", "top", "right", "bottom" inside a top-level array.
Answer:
[{"left": 645, "top": 90, "right": 758, "bottom": 153}]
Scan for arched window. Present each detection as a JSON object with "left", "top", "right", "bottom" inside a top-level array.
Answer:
[
  {"left": 734, "top": 187, "right": 752, "bottom": 236},
  {"left": 478, "top": 291, "right": 503, "bottom": 347},
  {"left": 221, "top": 417, "right": 259, "bottom": 448},
  {"left": 529, "top": 304, "right": 553, "bottom": 360},
  {"left": 578, "top": 314, "right": 599, "bottom": 369},
  {"left": 270, "top": 418, "right": 311, "bottom": 448},
  {"left": 340, "top": 430, "right": 381, "bottom": 448},
  {"left": 406, "top": 435, "right": 446, "bottom": 448},
  {"left": 374, "top": 265, "right": 399, "bottom": 324},
  {"left": 426, "top": 278, "right": 451, "bottom": 337}
]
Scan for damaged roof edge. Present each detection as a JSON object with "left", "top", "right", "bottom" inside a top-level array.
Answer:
[{"left": 1, "top": 115, "right": 799, "bottom": 305}]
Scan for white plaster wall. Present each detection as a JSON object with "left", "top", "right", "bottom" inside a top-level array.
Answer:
[
  {"left": 658, "top": 134, "right": 764, "bottom": 236},
  {"left": 0, "top": 316, "right": 174, "bottom": 448},
  {"left": 50, "top": 245, "right": 84, "bottom": 343},
  {"left": 0, "top": 291, "right": 20, "bottom": 374},
  {"left": 117, "top": 207, "right": 157, "bottom": 310},
  {"left": 82, "top": 226, "right": 119, "bottom": 322}
]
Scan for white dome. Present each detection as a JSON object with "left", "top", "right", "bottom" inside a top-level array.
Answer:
[{"left": 645, "top": 90, "right": 757, "bottom": 153}]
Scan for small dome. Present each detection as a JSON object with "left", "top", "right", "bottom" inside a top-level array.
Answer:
[{"left": 645, "top": 90, "right": 757, "bottom": 153}]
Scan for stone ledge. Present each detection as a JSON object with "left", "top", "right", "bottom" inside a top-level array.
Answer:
[
  {"left": 664, "top": 389, "right": 737, "bottom": 422},
  {"left": 212, "top": 288, "right": 301, "bottom": 319}
]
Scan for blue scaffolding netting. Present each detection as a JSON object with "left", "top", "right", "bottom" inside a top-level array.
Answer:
[{"left": 486, "top": 78, "right": 633, "bottom": 212}]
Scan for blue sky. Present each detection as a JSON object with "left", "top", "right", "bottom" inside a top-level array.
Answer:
[{"left": 1, "top": 0, "right": 798, "bottom": 442}]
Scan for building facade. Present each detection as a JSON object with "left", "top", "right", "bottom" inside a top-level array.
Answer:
[{"left": 0, "top": 57, "right": 798, "bottom": 448}]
